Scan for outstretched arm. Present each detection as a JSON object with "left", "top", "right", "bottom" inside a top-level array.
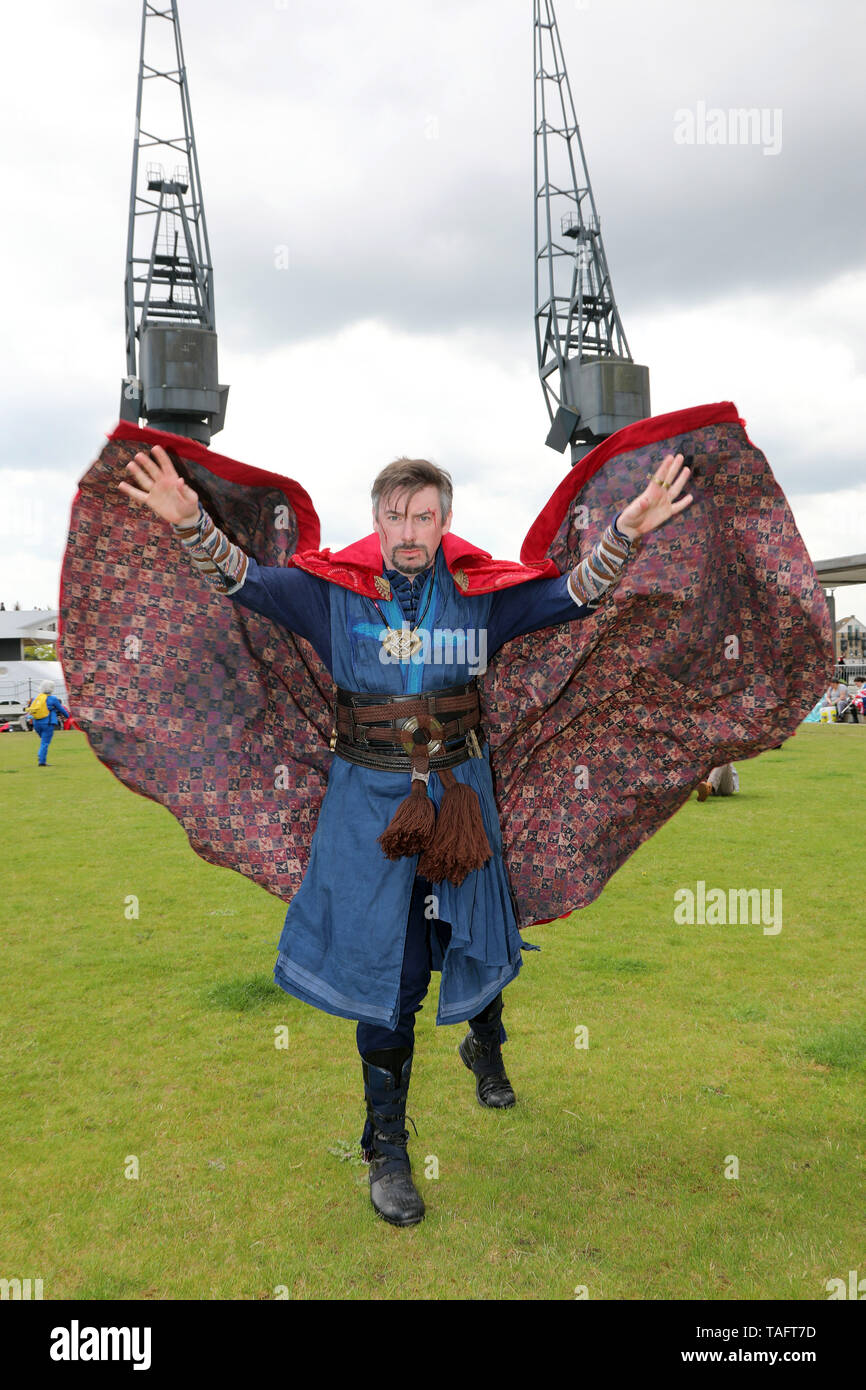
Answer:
[
  {"left": 170, "top": 504, "right": 249, "bottom": 594},
  {"left": 565, "top": 513, "right": 635, "bottom": 607},
  {"left": 488, "top": 515, "right": 633, "bottom": 650},
  {"left": 570, "top": 450, "right": 694, "bottom": 605},
  {"left": 117, "top": 443, "right": 332, "bottom": 665},
  {"left": 488, "top": 453, "right": 694, "bottom": 651},
  {"left": 119, "top": 444, "right": 245, "bottom": 592}
]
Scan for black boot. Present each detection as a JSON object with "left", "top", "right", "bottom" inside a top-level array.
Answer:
[
  {"left": 458, "top": 995, "right": 516, "bottom": 1109},
  {"left": 360, "top": 1048, "right": 426, "bottom": 1227}
]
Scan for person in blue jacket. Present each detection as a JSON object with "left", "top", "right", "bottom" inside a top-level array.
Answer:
[{"left": 27, "top": 681, "right": 70, "bottom": 766}]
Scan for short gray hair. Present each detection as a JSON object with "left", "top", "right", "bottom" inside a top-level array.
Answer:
[
  {"left": 371, "top": 457, "right": 453, "bottom": 524},
  {"left": 39, "top": 680, "right": 55, "bottom": 694}
]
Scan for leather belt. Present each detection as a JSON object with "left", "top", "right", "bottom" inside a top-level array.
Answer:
[{"left": 331, "top": 680, "right": 485, "bottom": 772}]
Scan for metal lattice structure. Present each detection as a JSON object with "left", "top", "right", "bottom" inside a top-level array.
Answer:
[
  {"left": 533, "top": 0, "right": 649, "bottom": 461},
  {"left": 120, "top": 1, "right": 228, "bottom": 444}
]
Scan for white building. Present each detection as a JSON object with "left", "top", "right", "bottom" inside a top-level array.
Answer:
[
  {"left": 0, "top": 609, "right": 68, "bottom": 718},
  {"left": 835, "top": 614, "right": 866, "bottom": 663}
]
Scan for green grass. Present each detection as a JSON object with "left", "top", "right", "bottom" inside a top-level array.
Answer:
[{"left": 1, "top": 726, "right": 864, "bottom": 1301}]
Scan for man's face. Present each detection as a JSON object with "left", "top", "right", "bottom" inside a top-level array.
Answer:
[{"left": 372, "top": 484, "right": 452, "bottom": 576}]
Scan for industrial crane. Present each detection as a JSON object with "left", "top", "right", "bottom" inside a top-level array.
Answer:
[
  {"left": 533, "top": 0, "right": 650, "bottom": 463},
  {"left": 119, "top": 1, "right": 228, "bottom": 445}
]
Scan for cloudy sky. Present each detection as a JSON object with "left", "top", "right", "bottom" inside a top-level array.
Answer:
[{"left": 3, "top": 0, "right": 864, "bottom": 620}]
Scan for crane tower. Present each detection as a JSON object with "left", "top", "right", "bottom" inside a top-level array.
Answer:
[
  {"left": 533, "top": 0, "right": 650, "bottom": 463},
  {"left": 119, "top": 1, "right": 228, "bottom": 445}
]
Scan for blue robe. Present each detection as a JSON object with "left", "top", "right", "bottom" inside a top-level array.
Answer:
[{"left": 230, "top": 539, "right": 596, "bottom": 1029}]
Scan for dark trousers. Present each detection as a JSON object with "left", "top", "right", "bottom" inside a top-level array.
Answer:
[{"left": 356, "top": 873, "right": 507, "bottom": 1056}]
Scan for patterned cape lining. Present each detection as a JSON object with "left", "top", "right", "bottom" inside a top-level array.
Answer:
[{"left": 59, "top": 412, "right": 833, "bottom": 928}]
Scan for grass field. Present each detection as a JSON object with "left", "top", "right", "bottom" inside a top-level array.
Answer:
[{"left": 1, "top": 725, "right": 864, "bottom": 1301}]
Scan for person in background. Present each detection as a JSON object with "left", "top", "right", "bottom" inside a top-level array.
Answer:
[
  {"left": 696, "top": 764, "right": 739, "bottom": 801},
  {"left": 26, "top": 681, "right": 70, "bottom": 767},
  {"left": 822, "top": 677, "right": 850, "bottom": 721}
]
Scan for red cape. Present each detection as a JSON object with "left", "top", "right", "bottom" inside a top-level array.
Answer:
[{"left": 59, "top": 403, "right": 833, "bottom": 927}]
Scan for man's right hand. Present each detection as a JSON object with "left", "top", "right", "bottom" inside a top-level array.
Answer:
[{"left": 118, "top": 443, "right": 201, "bottom": 527}]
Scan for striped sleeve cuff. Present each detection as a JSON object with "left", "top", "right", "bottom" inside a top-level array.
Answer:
[
  {"left": 171, "top": 504, "right": 250, "bottom": 595},
  {"left": 567, "top": 518, "right": 636, "bottom": 608}
]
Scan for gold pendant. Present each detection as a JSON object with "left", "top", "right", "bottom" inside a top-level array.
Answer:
[{"left": 381, "top": 626, "right": 423, "bottom": 660}]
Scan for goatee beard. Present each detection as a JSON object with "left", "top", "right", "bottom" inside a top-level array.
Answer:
[{"left": 391, "top": 548, "right": 430, "bottom": 576}]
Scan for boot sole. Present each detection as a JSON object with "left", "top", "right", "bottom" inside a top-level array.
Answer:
[{"left": 372, "top": 1204, "right": 425, "bottom": 1227}]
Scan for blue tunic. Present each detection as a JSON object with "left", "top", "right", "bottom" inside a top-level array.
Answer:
[{"left": 229, "top": 541, "right": 596, "bottom": 1029}]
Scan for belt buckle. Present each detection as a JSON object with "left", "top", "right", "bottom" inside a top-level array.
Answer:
[{"left": 399, "top": 713, "right": 444, "bottom": 757}]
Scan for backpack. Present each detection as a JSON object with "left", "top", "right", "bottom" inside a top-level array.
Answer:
[{"left": 27, "top": 693, "right": 50, "bottom": 720}]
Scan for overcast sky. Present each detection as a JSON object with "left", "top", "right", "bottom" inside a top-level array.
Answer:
[{"left": 2, "top": 0, "right": 864, "bottom": 621}]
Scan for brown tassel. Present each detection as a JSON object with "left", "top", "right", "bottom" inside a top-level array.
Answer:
[
  {"left": 378, "top": 776, "right": 436, "bottom": 859},
  {"left": 417, "top": 768, "right": 492, "bottom": 886}
]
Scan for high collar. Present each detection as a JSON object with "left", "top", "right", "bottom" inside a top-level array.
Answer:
[{"left": 290, "top": 528, "right": 560, "bottom": 597}]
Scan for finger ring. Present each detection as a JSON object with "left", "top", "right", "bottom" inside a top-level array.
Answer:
[
  {"left": 661, "top": 480, "right": 672, "bottom": 489},
  {"left": 653, "top": 475, "right": 665, "bottom": 486}
]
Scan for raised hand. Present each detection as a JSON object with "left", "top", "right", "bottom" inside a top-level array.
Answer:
[
  {"left": 118, "top": 443, "right": 201, "bottom": 527},
  {"left": 616, "top": 452, "right": 693, "bottom": 539}
]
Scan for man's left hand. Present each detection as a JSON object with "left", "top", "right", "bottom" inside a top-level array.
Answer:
[{"left": 616, "top": 452, "right": 693, "bottom": 539}]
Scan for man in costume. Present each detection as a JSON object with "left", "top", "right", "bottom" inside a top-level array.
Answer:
[
  {"left": 115, "top": 442, "right": 692, "bottom": 1225},
  {"left": 59, "top": 403, "right": 833, "bottom": 1227}
]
